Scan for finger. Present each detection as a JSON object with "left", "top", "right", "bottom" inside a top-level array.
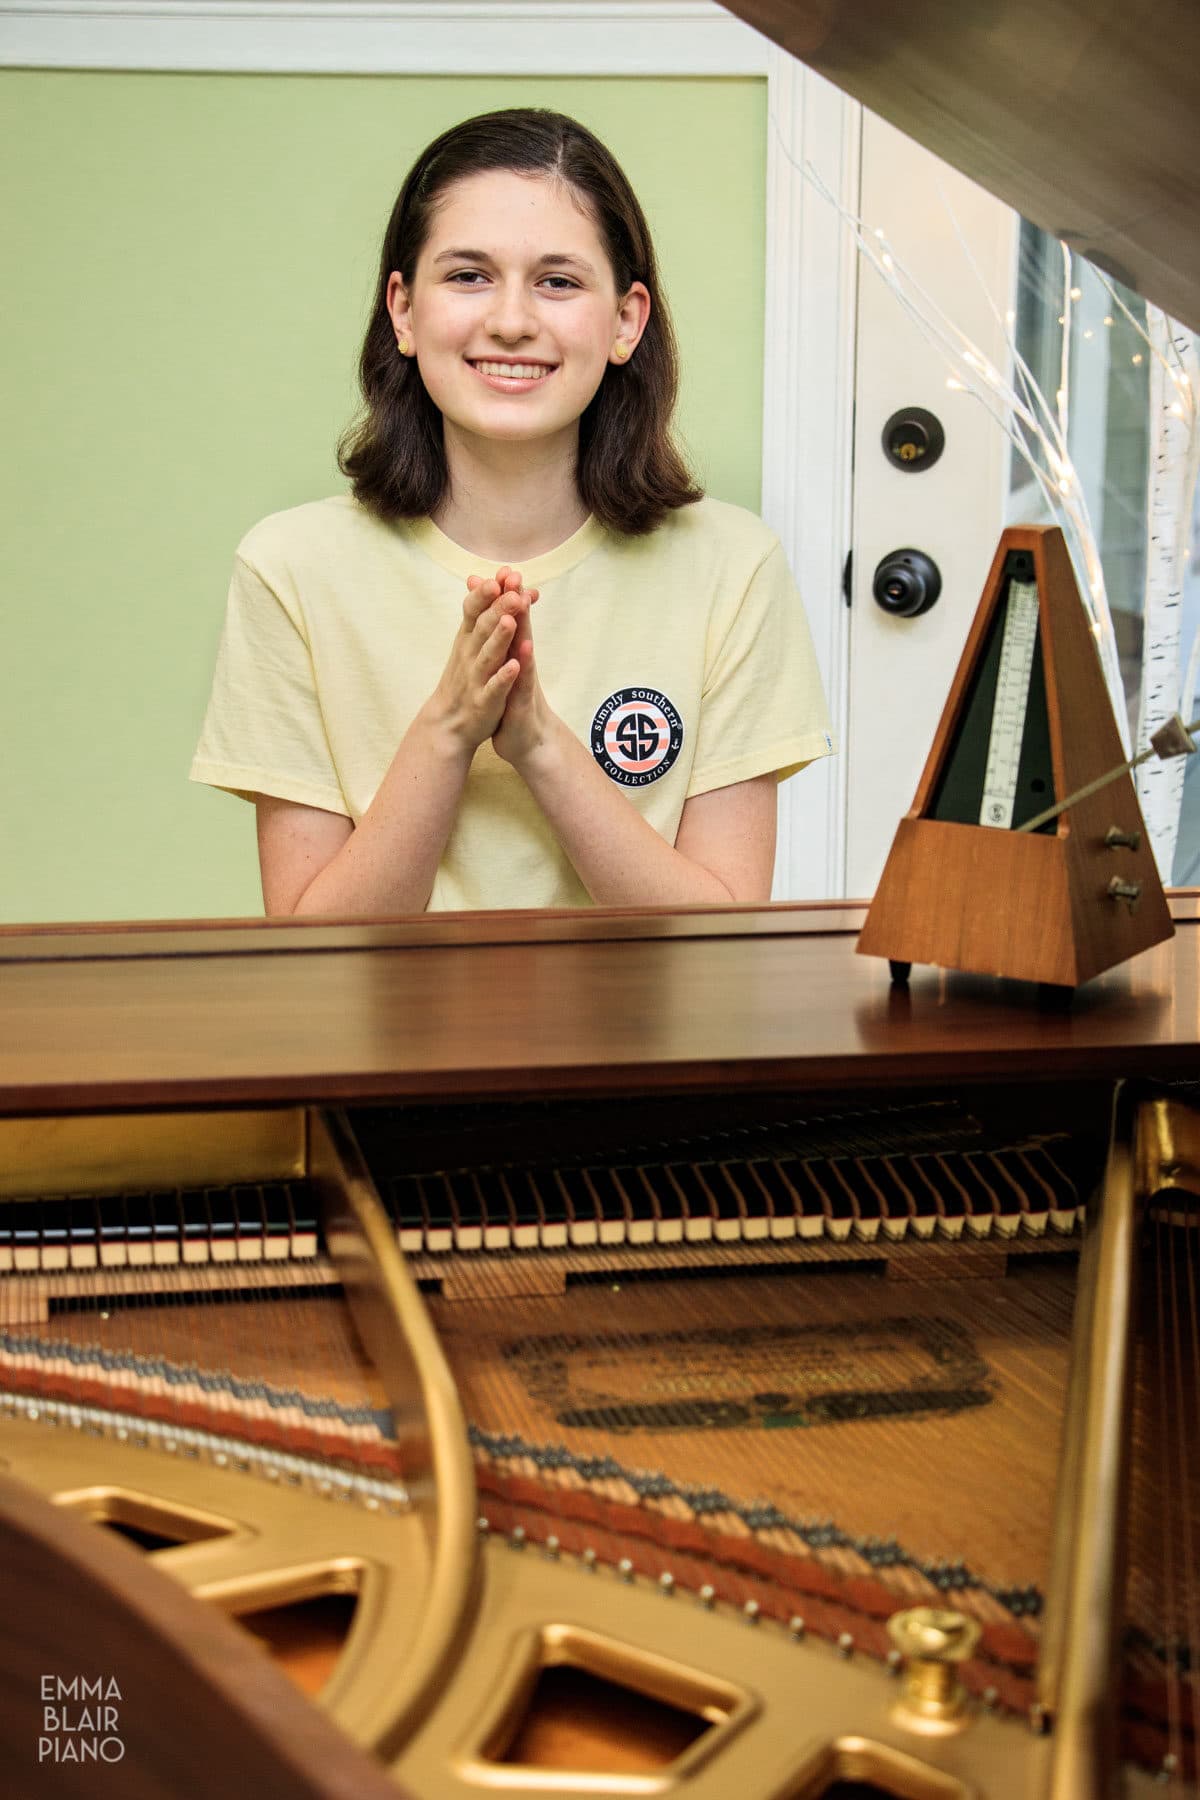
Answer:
[
  {"left": 479, "top": 589, "right": 533, "bottom": 639},
  {"left": 477, "top": 614, "right": 517, "bottom": 671},
  {"left": 463, "top": 576, "right": 501, "bottom": 625},
  {"left": 510, "top": 590, "right": 536, "bottom": 640},
  {"left": 484, "top": 658, "right": 521, "bottom": 696},
  {"left": 507, "top": 604, "right": 532, "bottom": 656},
  {"left": 505, "top": 633, "right": 535, "bottom": 695}
]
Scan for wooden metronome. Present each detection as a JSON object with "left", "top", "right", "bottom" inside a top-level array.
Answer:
[{"left": 857, "top": 524, "right": 1174, "bottom": 988}]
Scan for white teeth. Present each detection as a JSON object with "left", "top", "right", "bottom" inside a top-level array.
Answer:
[{"left": 473, "top": 361, "right": 553, "bottom": 380}]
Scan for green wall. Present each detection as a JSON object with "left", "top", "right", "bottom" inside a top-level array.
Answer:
[{"left": 1, "top": 72, "right": 767, "bottom": 922}]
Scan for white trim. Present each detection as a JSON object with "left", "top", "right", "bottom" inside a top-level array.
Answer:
[
  {"left": 4, "top": 0, "right": 859, "bottom": 898},
  {"left": 0, "top": 0, "right": 769, "bottom": 74},
  {"left": 764, "top": 50, "right": 859, "bottom": 900}
]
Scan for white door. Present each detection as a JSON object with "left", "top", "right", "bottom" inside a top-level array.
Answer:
[
  {"left": 842, "top": 116, "right": 1021, "bottom": 899},
  {"left": 768, "top": 99, "right": 1024, "bottom": 905},
  {"left": 834, "top": 112, "right": 1188, "bottom": 898}
]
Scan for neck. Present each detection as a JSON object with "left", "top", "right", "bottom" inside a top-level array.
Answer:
[{"left": 432, "top": 422, "right": 590, "bottom": 563}]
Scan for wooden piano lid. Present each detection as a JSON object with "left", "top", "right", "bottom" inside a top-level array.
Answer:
[
  {"left": 0, "top": 898, "right": 1198, "bottom": 1112},
  {"left": 721, "top": 0, "right": 1200, "bottom": 333}
]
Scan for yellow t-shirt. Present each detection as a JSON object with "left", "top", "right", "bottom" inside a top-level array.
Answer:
[{"left": 189, "top": 493, "right": 834, "bottom": 910}]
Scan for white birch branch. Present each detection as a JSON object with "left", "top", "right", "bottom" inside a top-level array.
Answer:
[{"left": 1135, "top": 309, "right": 1200, "bottom": 880}]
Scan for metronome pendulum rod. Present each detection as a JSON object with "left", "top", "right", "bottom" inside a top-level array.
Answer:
[
  {"left": 980, "top": 576, "right": 1040, "bottom": 829},
  {"left": 1014, "top": 712, "right": 1200, "bottom": 835}
]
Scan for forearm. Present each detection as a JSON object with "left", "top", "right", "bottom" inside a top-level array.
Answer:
[
  {"left": 514, "top": 715, "right": 737, "bottom": 906},
  {"left": 292, "top": 705, "right": 471, "bottom": 916}
]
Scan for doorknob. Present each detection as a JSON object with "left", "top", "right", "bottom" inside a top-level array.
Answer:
[{"left": 872, "top": 549, "right": 942, "bottom": 618}]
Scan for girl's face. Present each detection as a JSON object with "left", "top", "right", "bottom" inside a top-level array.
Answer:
[{"left": 387, "top": 169, "right": 649, "bottom": 451}]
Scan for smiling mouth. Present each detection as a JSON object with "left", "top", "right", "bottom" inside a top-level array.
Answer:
[{"left": 468, "top": 360, "right": 557, "bottom": 382}]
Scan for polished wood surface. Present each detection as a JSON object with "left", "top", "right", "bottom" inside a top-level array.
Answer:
[
  {"left": 0, "top": 1471, "right": 406, "bottom": 1800},
  {"left": 719, "top": 0, "right": 1200, "bottom": 332},
  {"left": 2, "top": 903, "right": 1199, "bottom": 1114},
  {"left": 0, "top": 902, "right": 859, "bottom": 960}
]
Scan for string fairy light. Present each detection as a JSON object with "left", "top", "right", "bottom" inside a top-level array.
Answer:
[{"left": 767, "top": 107, "right": 1200, "bottom": 808}]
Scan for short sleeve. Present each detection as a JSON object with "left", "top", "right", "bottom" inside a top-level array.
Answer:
[
  {"left": 687, "top": 539, "right": 835, "bottom": 798},
  {"left": 188, "top": 552, "right": 349, "bottom": 814}
]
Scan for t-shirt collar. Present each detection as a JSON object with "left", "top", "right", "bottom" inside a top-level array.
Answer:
[{"left": 409, "top": 511, "right": 605, "bottom": 583}]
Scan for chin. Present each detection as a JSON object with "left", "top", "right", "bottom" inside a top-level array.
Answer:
[
  {"left": 449, "top": 407, "right": 574, "bottom": 446},
  {"left": 459, "top": 418, "right": 550, "bottom": 445}
]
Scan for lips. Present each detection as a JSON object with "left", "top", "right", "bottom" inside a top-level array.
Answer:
[
  {"left": 466, "top": 359, "right": 560, "bottom": 394},
  {"left": 466, "top": 358, "right": 557, "bottom": 371}
]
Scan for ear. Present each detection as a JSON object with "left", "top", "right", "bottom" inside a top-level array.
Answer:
[
  {"left": 386, "top": 271, "right": 413, "bottom": 342},
  {"left": 612, "top": 281, "right": 651, "bottom": 360}
]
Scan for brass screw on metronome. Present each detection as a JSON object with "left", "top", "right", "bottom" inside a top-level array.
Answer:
[
  {"left": 1104, "top": 825, "right": 1142, "bottom": 851},
  {"left": 886, "top": 1607, "right": 981, "bottom": 1722},
  {"left": 1107, "top": 877, "right": 1142, "bottom": 914}
]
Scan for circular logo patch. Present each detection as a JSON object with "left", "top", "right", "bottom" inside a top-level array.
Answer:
[{"left": 590, "top": 688, "right": 684, "bottom": 787}]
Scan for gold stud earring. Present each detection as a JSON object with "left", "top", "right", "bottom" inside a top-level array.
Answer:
[
  {"left": 614, "top": 341, "right": 631, "bottom": 361},
  {"left": 397, "top": 336, "right": 411, "bottom": 356}
]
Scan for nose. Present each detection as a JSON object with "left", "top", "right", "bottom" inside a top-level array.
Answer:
[{"left": 484, "top": 276, "right": 538, "bottom": 343}]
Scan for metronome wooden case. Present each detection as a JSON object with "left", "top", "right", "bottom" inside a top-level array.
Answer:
[{"left": 857, "top": 523, "right": 1174, "bottom": 987}]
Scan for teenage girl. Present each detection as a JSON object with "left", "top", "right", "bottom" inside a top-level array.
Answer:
[{"left": 191, "top": 108, "right": 833, "bottom": 913}]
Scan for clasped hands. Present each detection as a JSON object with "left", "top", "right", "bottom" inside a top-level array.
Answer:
[{"left": 432, "top": 564, "right": 551, "bottom": 768}]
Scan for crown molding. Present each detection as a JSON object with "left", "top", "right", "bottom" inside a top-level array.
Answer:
[{"left": 0, "top": 0, "right": 770, "bottom": 74}]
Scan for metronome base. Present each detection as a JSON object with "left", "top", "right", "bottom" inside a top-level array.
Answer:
[
  {"left": 857, "top": 814, "right": 1173, "bottom": 989},
  {"left": 887, "top": 961, "right": 1078, "bottom": 1001},
  {"left": 1038, "top": 982, "right": 1078, "bottom": 1009}
]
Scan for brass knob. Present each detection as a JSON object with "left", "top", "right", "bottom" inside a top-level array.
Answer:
[{"left": 886, "top": 1607, "right": 981, "bottom": 1720}]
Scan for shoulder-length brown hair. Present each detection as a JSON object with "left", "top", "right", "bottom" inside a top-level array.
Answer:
[{"left": 338, "top": 108, "right": 702, "bottom": 537}]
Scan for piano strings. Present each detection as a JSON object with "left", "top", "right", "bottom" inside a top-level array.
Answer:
[
  {"left": 432, "top": 1261, "right": 1074, "bottom": 1693},
  {"left": 0, "top": 1094, "right": 1195, "bottom": 1779},
  {"left": 1125, "top": 1204, "right": 1200, "bottom": 1780}
]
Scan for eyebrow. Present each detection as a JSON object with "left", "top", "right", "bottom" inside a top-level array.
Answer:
[{"left": 432, "top": 248, "right": 597, "bottom": 275}]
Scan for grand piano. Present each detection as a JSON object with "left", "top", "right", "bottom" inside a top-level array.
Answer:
[{"left": 3, "top": 6, "right": 1200, "bottom": 1799}]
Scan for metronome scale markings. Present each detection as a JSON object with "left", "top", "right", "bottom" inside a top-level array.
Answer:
[{"left": 980, "top": 576, "right": 1040, "bottom": 829}]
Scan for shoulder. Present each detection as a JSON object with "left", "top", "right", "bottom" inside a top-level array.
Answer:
[
  {"left": 613, "top": 495, "right": 782, "bottom": 573},
  {"left": 234, "top": 493, "right": 391, "bottom": 577}
]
